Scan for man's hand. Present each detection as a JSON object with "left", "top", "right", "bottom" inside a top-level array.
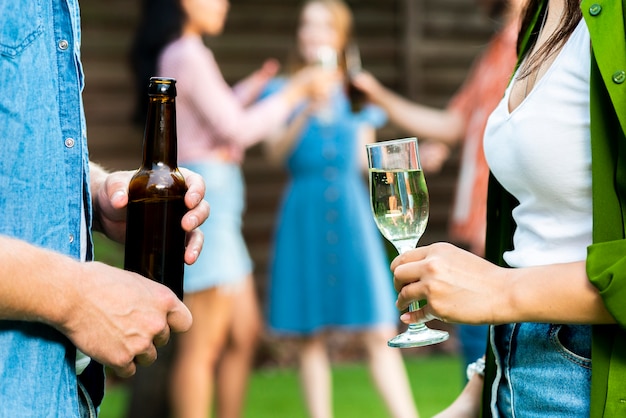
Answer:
[
  {"left": 91, "top": 164, "right": 210, "bottom": 265},
  {"left": 0, "top": 235, "right": 193, "bottom": 378},
  {"left": 60, "top": 260, "right": 193, "bottom": 377}
]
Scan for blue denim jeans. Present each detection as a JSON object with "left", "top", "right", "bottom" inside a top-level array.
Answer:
[{"left": 491, "top": 323, "right": 592, "bottom": 417}]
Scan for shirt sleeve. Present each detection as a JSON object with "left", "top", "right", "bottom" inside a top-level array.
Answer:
[
  {"left": 587, "top": 240, "right": 626, "bottom": 329},
  {"left": 356, "top": 104, "right": 387, "bottom": 128},
  {"left": 162, "top": 43, "right": 293, "bottom": 148}
]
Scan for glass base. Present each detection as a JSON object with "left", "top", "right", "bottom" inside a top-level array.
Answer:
[{"left": 387, "top": 325, "right": 449, "bottom": 348}]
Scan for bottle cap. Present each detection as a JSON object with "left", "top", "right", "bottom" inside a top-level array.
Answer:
[{"left": 148, "top": 77, "right": 177, "bottom": 97}]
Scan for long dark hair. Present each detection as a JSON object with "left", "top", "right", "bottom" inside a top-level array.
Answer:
[
  {"left": 516, "top": 0, "right": 582, "bottom": 79},
  {"left": 129, "top": 0, "right": 185, "bottom": 125}
]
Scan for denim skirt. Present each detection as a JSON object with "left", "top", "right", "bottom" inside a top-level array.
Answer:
[
  {"left": 490, "top": 323, "right": 592, "bottom": 417},
  {"left": 181, "top": 160, "right": 253, "bottom": 292}
]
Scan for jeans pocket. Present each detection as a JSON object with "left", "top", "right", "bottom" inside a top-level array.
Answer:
[
  {"left": 549, "top": 324, "right": 592, "bottom": 368},
  {"left": 0, "top": 0, "right": 44, "bottom": 57}
]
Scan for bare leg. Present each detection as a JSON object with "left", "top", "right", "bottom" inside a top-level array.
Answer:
[
  {"left": 298, "top": 335, "right": 332, "bottom": 418},
  {"left": 170, "top": 287, "right": 235, "bottom": 418},
  {"left": 362, "top": 327, "right": 420, "bottom": 418},
  {"left": 216, "top": 276, "right": 262, "bottom": 418}
]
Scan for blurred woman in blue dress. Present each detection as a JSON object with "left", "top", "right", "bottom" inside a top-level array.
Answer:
[{"left": 263, "top": 1, "right": 419, "bottom": 417}]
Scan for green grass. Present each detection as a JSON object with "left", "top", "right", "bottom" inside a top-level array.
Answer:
[{"left": 98, "top": 355, "right": 463, "bottom": 418}]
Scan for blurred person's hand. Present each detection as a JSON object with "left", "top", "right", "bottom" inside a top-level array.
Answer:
[
  {"left": 350, "top": 70, "right": 385, "bottom": 103},
  {"left": 419, "top": 141, "right": 451, "bottom": 173},
  {"left": 283, "top": 65, "right": 338, "bottom": 108},
  {"left": 308, "top": 65, "right": 339, "bottom": 112},
  {"left": 256, "top": 58, "right": 281, "bottom": 79}
]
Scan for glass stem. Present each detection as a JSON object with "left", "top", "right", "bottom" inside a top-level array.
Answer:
[
  {"left": 407, "top": 300, "right": 427, "bottom": 332},
  {"left": 397, "top": 245, "right": 427, "bottom": 333}
]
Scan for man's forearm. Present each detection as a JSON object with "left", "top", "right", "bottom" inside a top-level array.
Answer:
[{"left": 0, "top": 235, "right": 78, "bottom": 328}]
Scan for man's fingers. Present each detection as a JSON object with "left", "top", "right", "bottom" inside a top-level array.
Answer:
[
  {"left": 112, "top": 361, "right": 137, "bottom": 379},
  {"left": 167, "top": 302, "right": 193, "bottom": 334},
  {"left": 184, "top": 230, "right": 204, "bottom": 265},
  {"left": 153, "top": 325, "right": 171, "bottom": 348},
  {"left": 133, "top": 344, "right": 159, "bottom": 367}
]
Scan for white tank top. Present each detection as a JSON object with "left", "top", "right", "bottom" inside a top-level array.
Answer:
[{"left": 483, "top": 19, "right": 591, "bottom": 268}]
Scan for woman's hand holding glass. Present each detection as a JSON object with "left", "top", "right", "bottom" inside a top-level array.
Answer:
[
  {"left": 366, "top": 137, "right": 449, "bottom": 347},
  {"left": 391, "top": 242, "right": 509, "bottom": 326}
]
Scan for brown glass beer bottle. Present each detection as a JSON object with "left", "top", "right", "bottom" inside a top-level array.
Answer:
[{"left": 124, "top": 77, "right": 187, "bottom": 300}]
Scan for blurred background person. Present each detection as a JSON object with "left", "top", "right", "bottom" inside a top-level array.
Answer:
[
  {"left": 352, "top": 0, "right": 523, "bottom": 373},
  {"left": 127, "top": 0, "right": 329, "bottom": 417},
  {"left": 262, "top": 1, "right": 419, "bottom": 418}
]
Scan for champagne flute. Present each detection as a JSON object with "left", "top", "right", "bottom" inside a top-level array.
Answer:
[
  {"left": 366, "top": 137, "right": 449, "bottom": 348},
  {"left": 314, "top": 45, "right": 338, "bottom": 124}
]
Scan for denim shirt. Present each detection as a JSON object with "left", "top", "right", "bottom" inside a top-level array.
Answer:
[{"left": 0, "top": 0, "right": 97, "bottom": 416}]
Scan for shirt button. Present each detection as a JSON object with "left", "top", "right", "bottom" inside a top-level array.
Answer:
[
  {"left": 326, "top": 230, "right": 338, "bottom": 244},
  {"left": 58, "top": 40, "right": 69, "bottom": 50},
  {"left": 324, "top": 187, "right": 339, "bottom": 202},
  {"left": 589, "top": 4, "right": 602, "bottom": 16},
  {"left": 64, "top": 138, "right": 75, "bottom": 148},
  {"left": 69, "top": 234, "right": 75, "bottom": 243},
  {"left": 323, "top": 167, "right": 337, "bottom": 180},
  {"left": 612, "top": 70, "right": 626, "bottom": 84}
]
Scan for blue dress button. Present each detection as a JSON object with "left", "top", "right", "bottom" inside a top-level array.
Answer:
[
  {"left": 613, "top": 70, "right": 626, "bottom": 84},
  {"left": 589, "top": 4, "right": 602, "bottom": 16}
]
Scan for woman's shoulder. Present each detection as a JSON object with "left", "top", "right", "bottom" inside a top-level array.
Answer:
[
  {"left": 161, "top": 36, "right": 214, "bottom": 66},
  {"left": 158, "top": 36, "right": 220, "bottom": 81}
]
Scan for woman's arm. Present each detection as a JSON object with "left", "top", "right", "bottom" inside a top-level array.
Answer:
[
  {"left": 161, "top": 45, "right": 321, "bottom": 149},
  {"left": 232, "top": 59, "right": 281, "bottom": 106},
  {"left": 433, "top": 373, "right": 484, "bottom": 418},
  {"left": 264, "top": 104, "right": 312, "bottom": 166},
  {"left": 391, "top": 243, "right": 615, "bottom": 326},
  {"left": 351, "top": 71, "right": 465, "bottom": 146}
]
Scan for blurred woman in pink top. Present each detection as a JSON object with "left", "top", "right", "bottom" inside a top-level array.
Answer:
[{"left": 130, "top": 0, "right": 330, "bottom": 417}]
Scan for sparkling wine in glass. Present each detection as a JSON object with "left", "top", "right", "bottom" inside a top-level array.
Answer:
[{"left": 366, "top": 137, "right": 449, "bottom": 348}]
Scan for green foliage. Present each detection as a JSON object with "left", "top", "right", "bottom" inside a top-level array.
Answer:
[{"left": 92, "top": 232, "right": 124, "bottom": 268}]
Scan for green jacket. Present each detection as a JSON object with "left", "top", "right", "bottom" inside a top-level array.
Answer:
[{"left": 482, "top": 1, "right": 626, "bottom": 416}]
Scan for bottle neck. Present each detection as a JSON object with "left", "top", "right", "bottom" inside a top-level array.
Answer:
[{"left": 142, "top": 96, "right": 178, "bottom": 168}]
